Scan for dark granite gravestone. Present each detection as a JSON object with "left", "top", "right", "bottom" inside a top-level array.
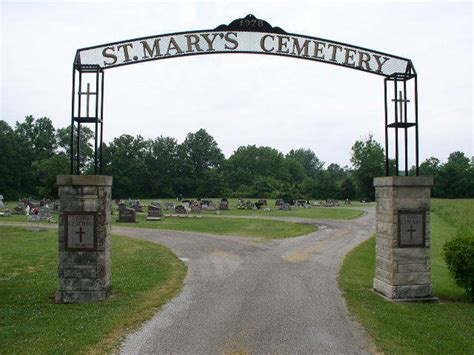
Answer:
[
  {"left": 175, "top": 205, "right": 187, "bottom": 214},
  {"left": 146, "top": 203, "right": 163, "bottom": 221},
  {"left": 118, "top": 207, "right": 137, "bottom": 223},
  {"left": 191, "top": 202, "right": 202, "bottom": 213},
  {"left": 219, "top": 198, "right": 229, "bottom": 210},
  {"left": 132, "top": 200, "right": 144, "bottom": 212},
  {"left": 201, "top": 200, "right": 216, "bottom": 211}
]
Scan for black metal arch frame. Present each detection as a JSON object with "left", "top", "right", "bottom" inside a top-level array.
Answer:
[{"left": 70, "top": 14, "right": 419, "bottom": 176}]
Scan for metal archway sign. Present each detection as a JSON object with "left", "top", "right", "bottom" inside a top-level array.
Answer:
[{"left": 70, "top": 14, "right": 419, "bottom": 176}]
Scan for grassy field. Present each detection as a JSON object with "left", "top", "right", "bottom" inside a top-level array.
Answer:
[
  {"left": 0, "top": 213, "right": 316, "bottom": 239},
  {"left": 340, "top": 199, "right": 474, "bottom": 353},
  {"left": 0, "top": 226, "right": 186, "bottom": 354},
  {"left": 115, "top": 213, "right": 316, "bottom": 239},
  {"left": 214, "top": 206, "right": 364, "bottom": 219}
]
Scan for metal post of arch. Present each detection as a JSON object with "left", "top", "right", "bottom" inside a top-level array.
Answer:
[
  {"left": 70, "top": 64, "right": 104, "bottom": 175},
  {"left": 69, "top": 14, "right": 420, "bottom": 177}
]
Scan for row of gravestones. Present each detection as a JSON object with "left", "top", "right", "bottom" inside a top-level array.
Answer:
[
  {"left": 116, "top": 199, "right": 231, "bottom": 223},
  {"left": 0, "top": 195, "right": 56, "bottom": 221},
  {"left": 114, "top": 197, "right": 317, "bottom": 223}
]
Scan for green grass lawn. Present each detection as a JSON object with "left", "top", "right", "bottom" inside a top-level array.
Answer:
[
  {"left": 340, "top": 199, "right": 474, "bottom": 354},
  {"left": 0, "top": 226, "right": 186, "bottom": 354},
  {"left": 214, "top": 206, "right": 364, "bottom": 219},
  {"left": 115, "top": 213, "right": 316, "bottom": 239},
  {"left": 0, "top": 211, "right": 317, "bottom": 239}
]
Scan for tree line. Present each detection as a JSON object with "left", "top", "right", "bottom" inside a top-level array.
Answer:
[{"left": 1, "top": 116, "right": 472, "bottom": 201}]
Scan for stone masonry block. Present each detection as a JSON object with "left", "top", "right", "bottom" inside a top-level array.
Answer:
[{"left": 392, "top": 272, "right": 431, "bottom": 286}]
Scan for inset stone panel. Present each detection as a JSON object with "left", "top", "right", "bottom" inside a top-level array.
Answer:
[
  {"left": 398, "top": 210, "right": 425, "bottom": 248},
  {"left": 65, "top": 213, "right": 97, "bottom": 251}
]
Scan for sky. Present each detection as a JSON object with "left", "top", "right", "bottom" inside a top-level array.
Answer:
[{"left": 1, "top": 0, "right": 472, "bottom": 167}]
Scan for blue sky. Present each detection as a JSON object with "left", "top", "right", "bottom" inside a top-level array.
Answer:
[{"left": 1, "top": 1, "right": 472, "bottom": 166}]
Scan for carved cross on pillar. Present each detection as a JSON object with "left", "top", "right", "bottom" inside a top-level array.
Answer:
[
  {"left": 79, "top": 83, "right": 97, "bottom": 118},
  {"left": 76, "top": 226, "right": 86, "bottom": 243},
  {"left": 407, "top": 224, "right": 416, "bottom": 241}
]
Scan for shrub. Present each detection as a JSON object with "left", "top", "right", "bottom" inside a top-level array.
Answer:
[{"left": 443, "top": 231, "right": 474, "bottom": 301}]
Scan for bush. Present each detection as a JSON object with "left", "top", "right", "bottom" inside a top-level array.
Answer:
[{"left": 443, "top": 232, "right": 474, "bottom": 301}]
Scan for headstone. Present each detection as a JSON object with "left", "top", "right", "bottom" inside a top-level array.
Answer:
[
  {"left": 52, "top": 200, "right": 60, "bottom": 212},
  {"left": 373, "top": 176, "right": 436, "bottom": 301},
  {"left": 191, "top": 202, "right": 202, "bottom": 213},
  {"left": 28, "top": 214, "right": 41, "bottom": 222},
  {"left": 118, "top": 207, "right": 137, "bottom": 223},
  {"left": 164, "top": 202, "right": 176, "bottom": 211},
  {"left": 132, "top": 200, "right": 144, "bottom": 212},
  {"left": 146, "top": 203, "right": 163, "bottom": 221},
  {"left": 219, "top": 198, "right": 229, "bottom": 210},
  {"left": 56, "top": 175, "right": 113, "bottom": 303},
  {"left": 201, "top": 200, "right": 217, "bottom": 211},
  {"left": 175, "top": 205, "right": 187, "bottom": 214},
  {"left": 39, "top": 206, "right": 52, "bottom": 221},
  {"left": 279, "top": 202, "right": 291, "bottom": 211}
]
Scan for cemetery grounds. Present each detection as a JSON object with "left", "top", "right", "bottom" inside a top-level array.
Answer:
[{"left": 0, "top": 199, "right": 472, "bottom": 353}]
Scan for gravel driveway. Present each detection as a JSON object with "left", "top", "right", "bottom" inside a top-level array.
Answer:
[{"left": 118, "top": 207, "right": 375, "bottom": 354}]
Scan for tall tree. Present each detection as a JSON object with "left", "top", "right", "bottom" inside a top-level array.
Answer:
[
  {"left": 438, "top": 152, "right": 473, "bottom": 198},
  {"left": 105, "top": 134, "right": 149, "bottom": 198},
  {"left": 225, "top": 145, "right": 287, "bottom": 190},
  {"left": 56, "top": 125, "right": 95, "bottom": 173},
  {"left": 179, "top": 129, "right": 225, "bottom": 196},
  {"left": 350, "top": 135, "right": 385, "bottom": 200},
  {"left": 286, "top": 148, "right": 324, "bottom": 176},
  {"left": 15, "top": 115, "right": 56, "bottom": 160},
  {"left": 144, "top": 136, "right": 180, "bottom": 197}
]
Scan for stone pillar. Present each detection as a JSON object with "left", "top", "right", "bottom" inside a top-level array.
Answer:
[
  {"left": 56, "top": 175, "right": 113, "bottom": 303},
  {"left": 373, "top": 176, "right": 437, "bottom": 301}
]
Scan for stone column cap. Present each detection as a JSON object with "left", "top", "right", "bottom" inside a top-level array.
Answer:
[
  {"left": 57, "top": 175, "right": 113, "bottom": 186},
  {"left": 374, "top": 176, "right": 433, "bottom": 187}
]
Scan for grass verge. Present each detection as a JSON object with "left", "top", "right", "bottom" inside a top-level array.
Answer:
[
  {"left": 0, "top": 226, "right": 186, "bottom": 354},
  {"left": 115, "top": 214, "right": 316, "bottom": 239},
  {"left": 340, "top": 200, "right": 474, "bottom": 354},
  {"left": 213, "top": 206, "right": 364, "bottom": 219}
]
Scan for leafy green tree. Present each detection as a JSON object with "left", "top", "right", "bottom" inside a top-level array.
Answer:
[
  {"left": 181, "top": 129, "right": 224, "bottom": 174},
  {"left": 225, "top": 145, "right": 287, "bottom": 190},
  {"left": 286, "top": 148, "right": 323, "bottom": 176},
  {"left": 105, "top": 134, "right": 149, "bottom": 198},
  {"left": 143, "top": 136, "right": 180, "bottom": 197},
  {"left": 179, "top": 129, "right": 225, "bottom": 196},
  {"left": 350, "top": 135, "right": 385, "bottom": 200},
  {"left": 283, "top": 158, "right": 307, "bottom": 184},
  {"left": 15, "top": 116, "right": 56, "bottom": 160},
  {"left": 57, "top": 125, "right": 95, "bottom": 173},
  {"left": 339, "top": 178, "right": 356, "bottom": 200},
  {"left": 438, "top": 152, "right": 473, "bottom": 198},
  {"left": 32, "top": 155, "right": 69, "bottom": 198}
]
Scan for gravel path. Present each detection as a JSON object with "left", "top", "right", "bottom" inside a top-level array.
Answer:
[{"left": 118, "top": 207, "right": 375, "bottom": 354}]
